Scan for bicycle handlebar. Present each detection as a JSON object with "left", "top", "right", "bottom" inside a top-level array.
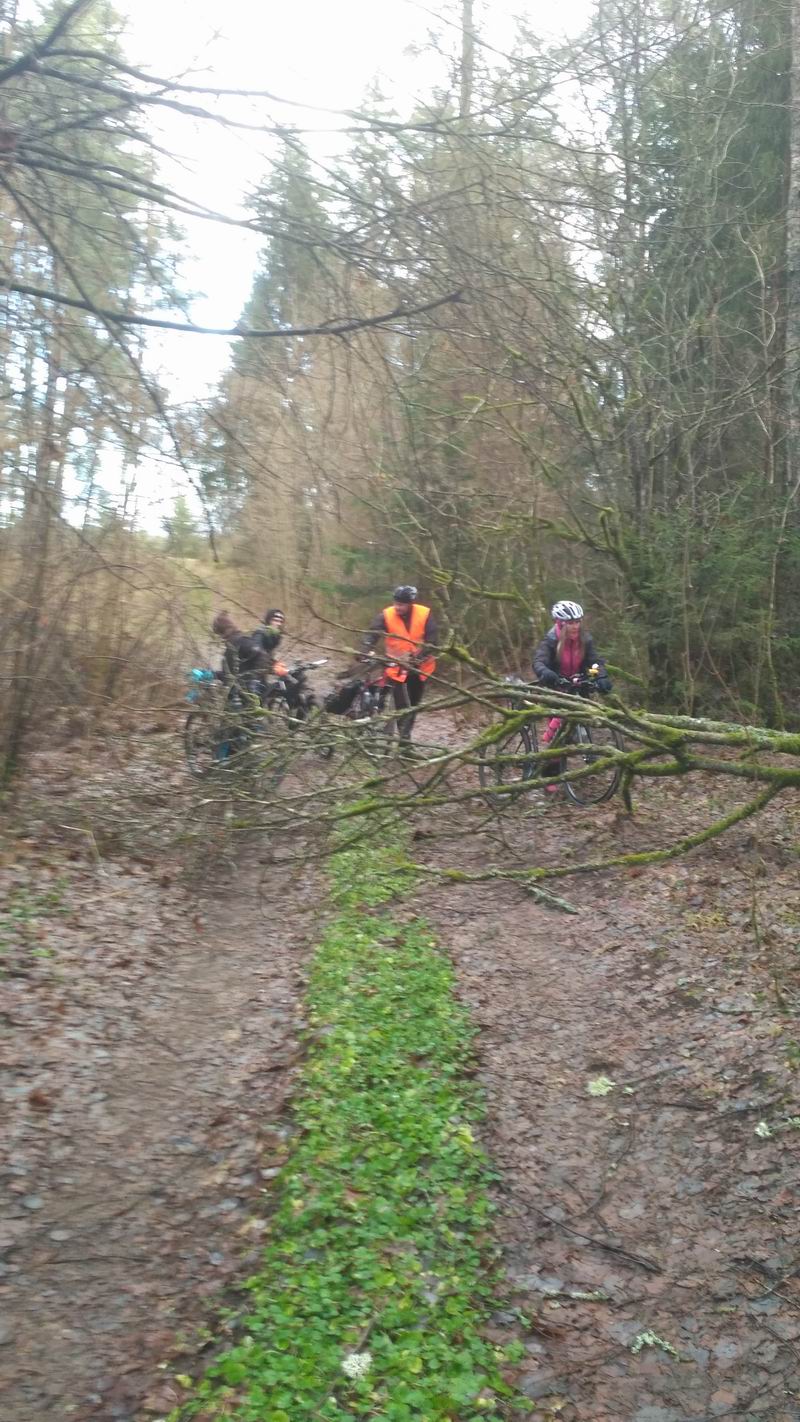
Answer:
[
  {"left": 556, "top": 674, "right": 599, "bottom": 690},
  {"left": 337, "top": 659, "right": 399, "bottom": 685},
  {"left": 502, "top": 674, "right": 605, "bottom": 698}
]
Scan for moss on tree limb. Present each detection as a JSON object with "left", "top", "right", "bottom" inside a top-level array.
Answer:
[{"left": 405, "top": 785, "right": 783, "bottom": 908}]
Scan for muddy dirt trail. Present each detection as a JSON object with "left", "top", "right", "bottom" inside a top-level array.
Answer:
[
  {"left": 418, "top": 782, "right": 800, "bottom": 1420},
  {"left": 0, "top": 848, "right": 317, "bottom": 1422},
  {"left": 2, "top": 728, "right": 800, "bottom": 1422}
]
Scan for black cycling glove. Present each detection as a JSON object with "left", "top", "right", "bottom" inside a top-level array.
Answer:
[
  {"left": 537, "top": 668, "right": 559, "bottom": 687},
  {"left": 596, "top": 675, "right": 613, "bottom": 693}
]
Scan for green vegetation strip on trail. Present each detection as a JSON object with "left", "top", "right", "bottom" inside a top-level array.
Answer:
[{"left": 172, "top": 843, "right": 527, "bottom": 1421}]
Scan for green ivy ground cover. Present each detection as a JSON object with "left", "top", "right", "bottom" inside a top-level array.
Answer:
[{"left": 171, "top": 843, "right": 529, "bottom": 1421}]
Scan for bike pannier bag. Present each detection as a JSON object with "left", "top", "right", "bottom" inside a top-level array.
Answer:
[{"left": 323, "top": 679, "right": 361, "bottom": 715}]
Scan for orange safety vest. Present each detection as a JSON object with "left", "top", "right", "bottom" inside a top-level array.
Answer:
[{"left": 382, "top": 604, "right": 437, "bottom": 681}]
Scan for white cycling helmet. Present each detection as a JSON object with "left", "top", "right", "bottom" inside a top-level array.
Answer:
[{"left": 551, "top": 600, "right": 584, "bottom": 622}]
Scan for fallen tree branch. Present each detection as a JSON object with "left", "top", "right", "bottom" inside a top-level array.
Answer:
[
  {"left": 404, "top": 785, "right": 783, "bottom": 896},
  {"left": 176, "top": 663, "right": 798, "bottom": 910}
]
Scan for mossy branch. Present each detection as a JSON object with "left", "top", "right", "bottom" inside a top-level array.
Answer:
[
  {"left": 205, "top": 671, "right": 798, "bottom": 912},
  {"left": 405, "top": 785, "right": 783, "bottom": 906}
]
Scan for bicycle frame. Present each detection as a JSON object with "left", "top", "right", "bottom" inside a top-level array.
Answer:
[
  {"left": 479, "top": 673, "right": 621, "bottom": 806},
  {"left": 346, "top": 662, "right": 395, "bottom": 708}
]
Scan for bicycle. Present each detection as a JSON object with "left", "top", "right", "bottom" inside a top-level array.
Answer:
[
  {"left": 318, "top": 661, "right": 403, "bottom": 758},
  {"left": 183, "top": 660, "right": 329, "bottom": 780},
  {"left": 478, "top": 673, "right": 624, "bottom": 806},
  {"left": 347, "top": 665, "right": 401, "bottom": 753},
  {"left": 261, "top": 657, "right": 334, "bottom": 759},
  {"left": 184, "top": 668, "right": 231, "bottom": 777},
  {"left": 262, "top": 657, "right": 329, "bottom": 719}
]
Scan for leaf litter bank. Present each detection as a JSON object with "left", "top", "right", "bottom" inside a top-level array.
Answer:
[
  {"left": 413, "top": 779, "right": 800, "bottom": 1419},
  {"left": 172, "top": 841, "right": 529, "bottom": 1422}
]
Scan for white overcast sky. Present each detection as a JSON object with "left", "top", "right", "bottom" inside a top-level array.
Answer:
[
  {"left": 118, "top": 0, "right": 592, "bottom": 401},
  {"left": 18, "top": 0, "right": 591, "bottom": 523}
]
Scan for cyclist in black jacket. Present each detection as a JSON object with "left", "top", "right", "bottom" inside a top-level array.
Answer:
[
  {"left": 211, "top": 611, "right": 270, "bottom": 682},
  {"left": 532, "top": 600, "right": 612, "bottom": 794},
  {"left": 533, "top": 599, "right": 611, "bottom": 689},
  {"left": 254, "top": 608, "right": 285, "bottom": 663}
]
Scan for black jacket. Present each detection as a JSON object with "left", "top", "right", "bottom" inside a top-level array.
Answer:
[
  {"left": 532, "top": 628, "right": 604, "bottom": 681},
  {"left": 222, "top": 631, "right": 270, "bottom": 681},
  {"left": 254, "top": 625, "right": 283, "bottom": 660}
]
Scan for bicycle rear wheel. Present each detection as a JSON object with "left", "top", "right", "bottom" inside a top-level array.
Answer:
[
  {"left": 272, "top": 697, "right": 336, "bottom": 762},
  {"left": 564, "top": 723, "right": 623, "bottom": 804},
  {"left": 478, "top": 717, "right": 537, "bottom": 802},
  {"left": 184, "top": 711, "right": 228, "bottom": 777},
  {"left": 349, "top": 685, "right": 395, "bottom": 753},
  {"left": 302, "top": 702, "right": 336, "bottom": 760}
]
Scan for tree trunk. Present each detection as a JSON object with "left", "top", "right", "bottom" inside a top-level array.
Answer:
[
  {"left": 787, "top": 0, "right": 800, "bottom": 486},
  {"left": 1, "top": 312, "right": 64, "bottom": 781},
  {"left": 460, "top": 0, "right": 474, "bottom": 120}
]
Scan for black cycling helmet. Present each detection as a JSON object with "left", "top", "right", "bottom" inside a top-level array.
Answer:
[
  {"left": 393, "top": 584, "right": 417, "bottom": 603},
  {"left": 264, "top": 608, "right": 285, "bottom": 624}
]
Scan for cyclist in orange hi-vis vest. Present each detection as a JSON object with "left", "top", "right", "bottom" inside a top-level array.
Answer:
[{"left": 360, "top": 584, "right": 438, "bottom": 744}]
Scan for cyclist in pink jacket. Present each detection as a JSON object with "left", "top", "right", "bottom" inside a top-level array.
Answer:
[{"left": 533, "top": 600, "right": 613, "bottom": 791}]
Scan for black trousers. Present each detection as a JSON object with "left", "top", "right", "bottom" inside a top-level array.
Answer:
[{"left": 389, "top": 672, "right": 426, "bottom": 741}]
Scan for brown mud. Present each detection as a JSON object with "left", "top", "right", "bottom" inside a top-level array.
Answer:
[
  {"left": 1, "top": 723, "right": 799, "bottom": 1420},
  {"left": 418, "top": 773, "right": 800, "bottom": 1420},
  {"left": 1, "top": 738, "right": 318, "bottom": 1420}
]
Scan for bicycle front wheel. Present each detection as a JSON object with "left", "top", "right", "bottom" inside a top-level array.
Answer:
[
  {"left": 478, "top": 719, "right": 537, "bottom": 803},
  {"left": 246, "top": 698, "right": 298, "bottom": 786},
  {"left": 564, "top": 723, "right": 623, "bottom": 805}
]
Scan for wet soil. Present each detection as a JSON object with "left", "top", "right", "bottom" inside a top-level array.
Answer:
[
  {"left": 2, "top": 724, "right": 800, "bottom": 1421},
  {"left": 419, "top": 776, "right": 800, "bottom": 1420},
  {"left": 0, "top": 828, "right": 317, "bottom": 1421}
]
